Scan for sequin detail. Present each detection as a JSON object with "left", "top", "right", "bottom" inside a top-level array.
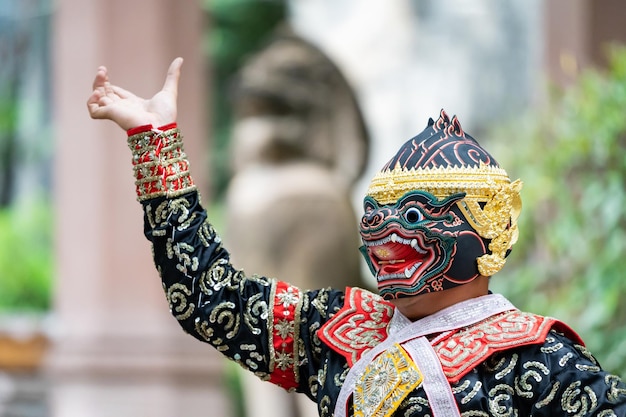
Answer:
[
  {"left": 354, "top": 343, "right": 423, "bottom": 417},
  {"left": 127, "top": 124, "right": 195, "bottom": 201},
  {"left": 268, "top": 281, "right": 302, "bottom": 390}
]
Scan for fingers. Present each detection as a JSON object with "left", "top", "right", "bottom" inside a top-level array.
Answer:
[
  {"left": 162, "top": 57, "right": 183, "bottom": 95},
  {"left": 111, "top": 85, "right": 132, "bottom": 99},
  {"left": 87, "top": 90, "right": 106, "bottom": 119},
  {"left": 87, "top": 76, "right": 118, "bottom": 120},
  {"left": 92, "top": 66, "right": 108, "bottom": 90},
  {"left": 89, "top": 66, "right": 111, "bottom": 119}
]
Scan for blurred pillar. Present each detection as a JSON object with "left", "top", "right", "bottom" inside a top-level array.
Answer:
[
  {"left": 544, "top": 0, "right": 626, "bottom": 86},
  {"left": 49, "top": 1, "right": 229, "bottom": 416},
  {"left": 589, "top": 0, "right": 626, "bottom": 66}
]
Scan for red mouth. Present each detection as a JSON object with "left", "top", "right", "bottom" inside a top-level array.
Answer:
[{"left": 364, "top": 232, "right": 436, "bottom": 286}]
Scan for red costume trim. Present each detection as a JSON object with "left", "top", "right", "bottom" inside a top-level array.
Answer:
[
  {"left": 318, "top": 287, "right": 395, "bottom": 367},
  {"left": 434, "top": 311, "right": 583, "bottom": 383},
  {"left": 268, "top": 281, "right": 302, "bottom": 390},
  {"left": 319, "top": 290, "right": 584, "bottom": 382}
]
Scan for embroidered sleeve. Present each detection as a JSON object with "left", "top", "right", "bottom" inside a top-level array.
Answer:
[{"left": 131, "top": 126, "right": 346, "bottom": 395}]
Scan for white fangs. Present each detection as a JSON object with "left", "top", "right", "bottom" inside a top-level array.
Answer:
[
  {"left": 366, "top": 235, "right": 426, "bottom": 254},
  {"left": 367, "top": 233, "right": 428, "bottom": 278},
  {"left": 404, "top": 262, "right": 422, "bottom": 278}
]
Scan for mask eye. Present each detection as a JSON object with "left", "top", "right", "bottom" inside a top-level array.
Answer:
[{"left": 404, "top": 207, "right": 423, "bottom": 224}]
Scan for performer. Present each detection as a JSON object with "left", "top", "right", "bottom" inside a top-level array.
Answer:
[{"left": 87, "top": 58, "right": 626, "bottom": 416}]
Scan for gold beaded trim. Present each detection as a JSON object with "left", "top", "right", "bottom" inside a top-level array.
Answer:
[
  {"left": 366, "top": 162, "right": 511, "bottom": 205},
  {"left": 127, "top": 127, "right": 196, "bottom": 202}
]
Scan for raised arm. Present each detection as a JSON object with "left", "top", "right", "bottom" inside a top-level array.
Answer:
[{"left": 85, "top": 60, "right": 348, "bottom": 402}]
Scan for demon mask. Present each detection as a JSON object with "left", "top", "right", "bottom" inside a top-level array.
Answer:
[{"left": 360, "top": 110, "right": 522, "bottom": 300}]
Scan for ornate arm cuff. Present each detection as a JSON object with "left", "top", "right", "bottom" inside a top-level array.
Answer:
[{"left": 127, "top": 123, "right": 196, "bottom": 201}]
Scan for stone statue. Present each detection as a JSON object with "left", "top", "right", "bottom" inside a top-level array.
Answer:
[{"left": 223, "top": 27, "right": 370, "bottom": 417}]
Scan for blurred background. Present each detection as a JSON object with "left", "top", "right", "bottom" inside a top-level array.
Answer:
[{"left": 1, "top": 0, "right": 626, "bottom": 416}]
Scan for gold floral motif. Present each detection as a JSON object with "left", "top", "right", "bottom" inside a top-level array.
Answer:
[
  {"left": 353, "top": 343, "right": 423, "bottom": 417},
  {"left": 268, "top": 281, "right": 302, "bottom": 389}
]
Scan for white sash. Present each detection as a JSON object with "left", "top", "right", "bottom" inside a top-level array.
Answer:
[{"left": 333, "top": 293, "right": 516, "bottom": 417}]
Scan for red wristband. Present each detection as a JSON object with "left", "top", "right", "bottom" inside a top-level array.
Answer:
[{"left": 127, "top": 124, "right": 195, "bottom": 201}]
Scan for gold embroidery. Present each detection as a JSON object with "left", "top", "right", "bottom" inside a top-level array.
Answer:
[
  {"left": 488, "top": 383, "right": 515, "bottom": 416},
  {"left": 127, "top": 127, "right": 196, "bottom": 201},
  {"left": 166, "top": 283, "right": 194, "bottom": 320},
  {"left": 561, "top": 381, "right": 598, "bottom": 415},
  {"left": 194, "top": 318, "right": 212, "bottom": 339},
  {"left": 453, "top": 379, "right": 483, "bottom": 405},
  {"left": 596, "top": 411, "right": 618, "bottom": 417},
  {"left": 400, "top": 396, "right": 430, "bottom": 416},
  {"left": 559, "top": 352, "right": 574, "bottom": 367},
  {"left": 494, "top": 353, "right": 517, "bottom": 380},
  {"left": 516, "top": 361, "right": 550, "bottom": 398},
  {"left": 209, "top": 301, "right": 240, "bottom": 339},
  {"left": 244, "top": 292, "right": 267, "bottom": 336},
  {"left": 536, "top": 381, "right": 560, "bottom": 409},
  {"left": 576, "top": 363, "right": 601, "bottom": 372},
  {"left": 606, "top": 374, "right": 626, "bottom": 402},
  {"left": 268, "top": 281, "right": 302, "bottom": 389},
  {"left": 353, "top": 343, "right": 423, "bottom": 417},
  {"left": 319, "top": 395, "right": 331, "bottom": 417}
]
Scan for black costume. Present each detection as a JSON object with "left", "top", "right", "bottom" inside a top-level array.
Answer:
[{"left": 125, "top": 117, "right": 626, "bottom": 417}]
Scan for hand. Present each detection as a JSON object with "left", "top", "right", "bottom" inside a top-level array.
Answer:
[{"left": 87, "top": 57, "right": 183, "bottom": 131}]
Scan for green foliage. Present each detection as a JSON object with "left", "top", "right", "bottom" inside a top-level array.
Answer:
[
  {"left": 489, "top": 45, "right": 626, "bottom": 375},
  {"left": 0, "top": 197, "right": 53, "bottom": 312}
]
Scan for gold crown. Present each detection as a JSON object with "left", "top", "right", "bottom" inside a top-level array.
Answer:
[{"left": 366, "top": 162, "right": 511, "bottom": 205}]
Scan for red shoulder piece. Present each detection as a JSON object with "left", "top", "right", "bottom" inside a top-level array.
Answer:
[
  {"left": 433, "top": 310, "right": 584, "bottom": 383},
  {"left": 317, "top": 287, "right": 395, "bottom": 366}
]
